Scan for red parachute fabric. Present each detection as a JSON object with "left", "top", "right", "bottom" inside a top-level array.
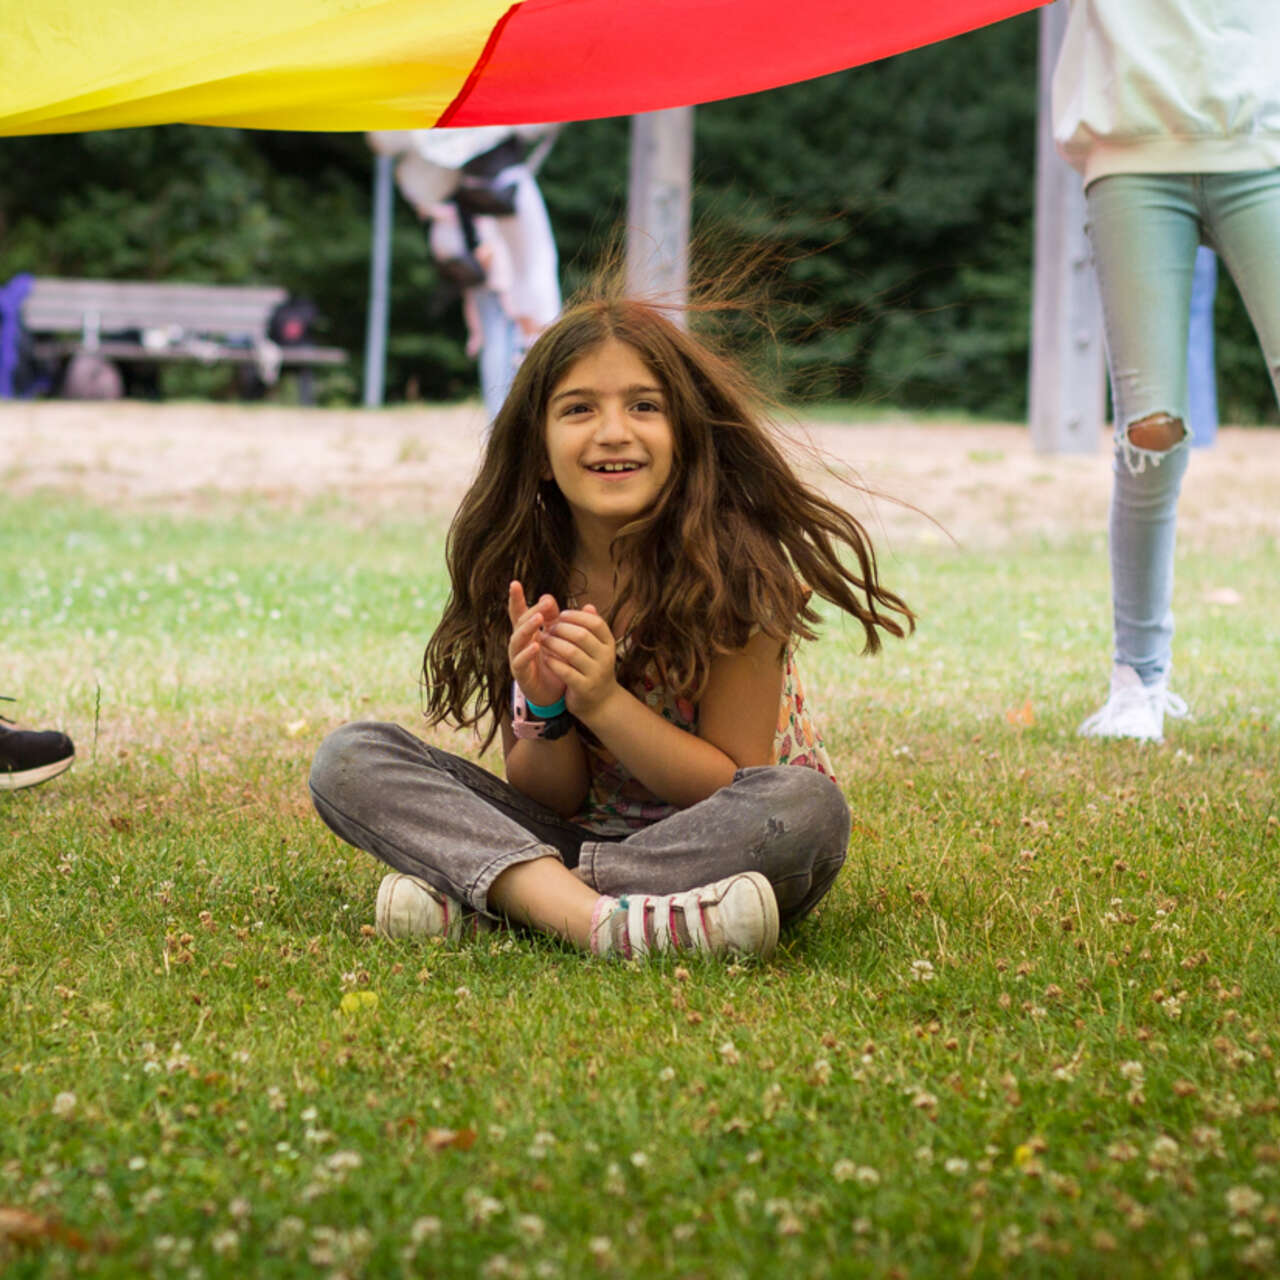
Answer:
[{"left": 441, "top": 0, "right": 1046, "bottom": 126}]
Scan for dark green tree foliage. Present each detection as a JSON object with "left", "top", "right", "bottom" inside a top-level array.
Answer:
[{"left": 1, "top": 13, "right": 1274, "bottom": 419}]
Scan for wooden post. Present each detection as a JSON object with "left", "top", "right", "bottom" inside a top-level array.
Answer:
[
  {"left": 1028, "top": 0, "right": 1105, "bottom": 454},
  {"left": 626, "top": 107, "right": 693, "bottom": 313}
]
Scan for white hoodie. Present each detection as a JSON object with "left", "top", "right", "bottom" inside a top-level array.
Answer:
[{"left": 1052, "top": 0, "right": 1280, "bottom": 186}]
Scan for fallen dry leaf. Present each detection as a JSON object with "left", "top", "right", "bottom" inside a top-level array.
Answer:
[
  {"left": 425, "top": 1127, "right": 477, "bottom": 1152},
  {"left": 0, "top": 1206, "right": 89, "bottom": 1252},
  {"left": 1005, "top": 699, "right": 1035, "bottom": 728}
]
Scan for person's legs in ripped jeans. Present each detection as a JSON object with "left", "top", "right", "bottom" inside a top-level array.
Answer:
[
  {"left": 1086, "top": 174, "right": 1199, "bottom": 686},
  {"left": 576, "top": 765, "right": 851, "bottom": 927}
]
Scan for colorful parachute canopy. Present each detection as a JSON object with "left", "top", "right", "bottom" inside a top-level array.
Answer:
[{"left": 1, "top": 0, "right": 1047, "bottom": 137}]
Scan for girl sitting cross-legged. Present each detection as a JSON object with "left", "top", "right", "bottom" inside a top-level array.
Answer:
[{"left": 309, "top": 290, "right": 914, "bottom": 960}]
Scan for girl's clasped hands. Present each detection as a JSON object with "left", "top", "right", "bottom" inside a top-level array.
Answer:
[{"left": 507, "top": 580, "right": 616, "bottom": 722}]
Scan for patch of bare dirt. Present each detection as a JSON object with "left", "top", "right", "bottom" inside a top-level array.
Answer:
[{"left": 3, "top": 401, "right": 1277, "bottom": 551}]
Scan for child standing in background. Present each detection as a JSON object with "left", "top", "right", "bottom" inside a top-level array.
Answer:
[{"left": 310, "top": 292, "right": 914, "bottom": 960}]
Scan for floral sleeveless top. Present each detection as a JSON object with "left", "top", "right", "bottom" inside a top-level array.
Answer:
[{"left": 572, "top": 644, "right": 835, "bottom": 836}]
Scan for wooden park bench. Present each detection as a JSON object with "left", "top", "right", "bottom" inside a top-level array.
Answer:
[{"left": 15, "top": 277, "right": 347, "bottom": 403}]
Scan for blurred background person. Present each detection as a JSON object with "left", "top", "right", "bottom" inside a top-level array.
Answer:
[{"left": 371, "top": 126, "right": 562, "bottom": 423}]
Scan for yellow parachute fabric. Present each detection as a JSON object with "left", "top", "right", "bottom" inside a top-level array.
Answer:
[{"left": 0, "top": 0, "right": 512, "bottom": 135}]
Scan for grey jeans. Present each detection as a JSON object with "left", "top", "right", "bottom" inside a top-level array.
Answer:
[{"left": 308, "top": 721, "right": 850, "bottom": 925}]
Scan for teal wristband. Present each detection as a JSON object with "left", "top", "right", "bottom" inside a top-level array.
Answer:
[{"left": 524, "top": 694, "right": 567, "bottom": 719}]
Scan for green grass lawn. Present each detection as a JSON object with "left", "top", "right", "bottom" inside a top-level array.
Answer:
[{"left": 3, "top": 491, "right": 1279, "bottom": 1278}]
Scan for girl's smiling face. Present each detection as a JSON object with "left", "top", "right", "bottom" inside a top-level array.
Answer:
[{"left": 543, "top": 338, "right": 675, "bottom": 539}]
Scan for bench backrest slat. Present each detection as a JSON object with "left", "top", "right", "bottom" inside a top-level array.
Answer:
[{"left": 22, "top": 279, "right": 288, "bottom": 339}]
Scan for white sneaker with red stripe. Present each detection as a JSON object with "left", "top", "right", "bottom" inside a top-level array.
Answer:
[
  {"left": 588, "top": 871, "right": 779, "bottom": 961},
  {"left": 375, "top": 872, "right": 496, "bottom": 941}
]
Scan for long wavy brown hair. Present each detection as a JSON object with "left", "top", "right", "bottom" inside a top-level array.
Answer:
[{"left": 423, "top": 290, "right": 914, "bottom": 746}]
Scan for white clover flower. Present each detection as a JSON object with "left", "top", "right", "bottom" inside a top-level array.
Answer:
[
  {"left": 410, "top": 1216, "right": 442, "bottom": 1243},
  {"left": 944, "top": 1157, "right": 970, "bottom": 1176},
  {"left": 832, "top": 1159, "right": 857, "bottom": 1183},
  {"left": 1119, "top": 1060, "right": 1145, "bottom": 1082},
  {"left": 272, "top": 1217, "right": 306, "bottom": 1247},
  {"left": 658, "top": 1066, "right": 676, "bottom": 1083},
  {"left": 630, "top": 1150, "right": 649, "bottom": 1169},
  {"left": 719, "top": 1041, "right": 741, "bottom": 1065},
  {"left": 1240, "top": 1237, "right": 1275, "bottom": 1267},
  {"left": 463, "top": 1188, "right": 504, "bottom": 1226},
  {"left": 325, "top": 1150, "right": 363, "bottom": 1172},
  {"left": 1228, "top": 1186, "right": 1264, "bottom": 1217},
  {"left": 210, "top": 1228, "right": 239, "bottom": 1257},
  {"left": 515, "top": 1214, "right": 545, "bottom": 1243},
  {"left": 52, "top": 1092, "right": 77, "bottom": 1118},
  {"left": 855, "top": 1166, "right": 881, "bottom": 1187},
  {"left": 910, "top": 959, "right": 935, "bottom": 983}
]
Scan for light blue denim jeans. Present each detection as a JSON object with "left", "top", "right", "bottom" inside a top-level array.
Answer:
[
  {"left": 1085, "top": 170, "right": 1280, "bottom": 684},
  {"left": 473, "top": 286, "right": 520, "bottom": 423}
]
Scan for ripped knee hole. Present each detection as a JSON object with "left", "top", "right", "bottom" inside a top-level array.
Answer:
[{"left": 1126, "top": 413, "right": 1186, "bottom": 452}]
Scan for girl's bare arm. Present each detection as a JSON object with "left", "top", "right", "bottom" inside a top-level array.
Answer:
[
  {"left": 500, "top": 718, "right": 591, "bottom": 818},
  {"left": 542, "top": 612, "right": 783, "bottom": 809}
]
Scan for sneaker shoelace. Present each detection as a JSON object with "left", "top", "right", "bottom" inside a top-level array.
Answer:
[{"left": 1153, "top": 686, "right": 1189, "bottom": 720}]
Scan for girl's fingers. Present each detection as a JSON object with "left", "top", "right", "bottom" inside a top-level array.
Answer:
[
  {"left": 542, "top": 631, "right": 608, "bottom": 670},
  {"left": 508, "top": 581, "right": 528, "bottom": 628},
  {"left": 547, "top": 622, "right": 611, "bottom": 661},
  {"left": 541, "top": 634, "right": 591, "bottom": 671},
  {"left": 510, "top": 609, "right": 547, "bottom": 651},
  {"left": 556, "top": 609, "right": 612, "bottom": 644}
]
